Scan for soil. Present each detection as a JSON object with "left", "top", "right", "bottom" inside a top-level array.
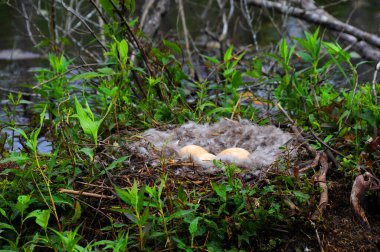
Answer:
[{"left": 317, "top": 175, "right": 380, "bottom": 251}]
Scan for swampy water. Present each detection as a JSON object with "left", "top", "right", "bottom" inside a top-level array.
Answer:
[{"left": 0, "top": 1, "right": 379, "bottom": 152}]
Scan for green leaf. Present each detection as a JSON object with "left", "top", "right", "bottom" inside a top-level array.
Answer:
[
  {"left": 201, "top": 55, "right": 220, "bottom": 64},
  {"left": 99, "top": 0, "right": 114, "bottom": 18},
  {"left": 115, "top": 187, "right": 131, "bottom": 205},
  {"left": 118, "top": 39, "right": 129, "bottom": 64},
  {"left": 99, "top": 156, "right": 128, "bottom": 175},
  {"left": 224, "top": 46, "right": 233, "bottom": 63},
  {"left": 231, "top": 71, "right": 242, "bottom": 88},
  {"left": 16, "top": 195, "right": 31, "bottom": 214},
  {"left": 206, "top": 107, "right": 233, "bottom": 117},
  {"left": 97, "top": 67, "right": 114, "bottom": 74},
  {"left": 26, "top": 209, "right": 51, "bottom": 229},
  {"left": 124, "top": 212, "right": 139, "bottom": 224},
  {"left": 70, "top": 72, "right": 103, "bottom": 82},
  {"left": 189, "top": 217, "right": 200, "bottom": 235},
  {"left": 72, "top": 201, "right": 82, "bottom": 223},
  {"left": 0, "top": 154, "right": 30, "bottom": 164},
  {"left": 293, "top": 191, "right": 310, "bottom": 203},
  {"left": 0, "top": 208, "right": 7, "bottom": 219},
  {"left": 297, "top": 51, "right": 313, "bottom": 63},
  {"left": 199, "top": 101, "right": 216, "bottom": 111},
  {"left": 140, "top": 207, "right": 150, "bottom": 226},
  {"left": 73, "top": 96, "right": 101, "bottom": 146},
  {"left": 223, "top": 68, "right": 235, "bottom": 77},
  {"left": 167, "top": 209, "right": 196, "bottom": 221},
  {"left": 0, "top": 222, "right": 17, "bottom": 233},
  {"left": 279, "top": 38, "right": 288, "bottom": 60},
  {"left": 79, "top": 147, "right": 94, "bottom": 162},
  {"left": 212, "top": 182, "right": 227, "bottom": 202},
  {"left": 124, "top": 0, "right": 135, "bottom": 15},
  {"left": 163, "top": 40, "right": 182, "bottom": 54},
  {"left": 323, "top": 135, "right": 333, "bottom": 143}
]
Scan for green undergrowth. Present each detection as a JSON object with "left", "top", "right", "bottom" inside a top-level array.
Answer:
[{"left": 0, "top": 1, "right": 380, "bottom": 250}]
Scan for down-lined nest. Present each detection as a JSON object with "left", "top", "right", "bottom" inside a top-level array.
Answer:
[{"left": 129, "top": 119, "right": 293, "bottom": 174}]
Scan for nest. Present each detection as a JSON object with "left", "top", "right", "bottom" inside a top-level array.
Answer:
[{"left": 128, "top": 118, "right": 293, "bottom": 175}]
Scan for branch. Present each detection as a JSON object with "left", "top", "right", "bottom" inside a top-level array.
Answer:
[
  {"left": 246, "top": 0, "right": 380, "bottom": 59},
  {"left": 59, "top": 188, "right": 115, "bottom": 199}
]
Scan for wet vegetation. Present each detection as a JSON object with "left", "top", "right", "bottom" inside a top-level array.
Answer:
[{"left": 0, "top": 0, "right": 380, "bottom": 251}]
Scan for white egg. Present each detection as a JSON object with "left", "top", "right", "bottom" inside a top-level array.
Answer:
[
  {"left": 178, "top": 145, "right": 216, "bottom": 167},
  {"left": 216, "top": 148, "right": 250, "bottom": 164},
  {"left": 197, "top": 153, "right": 216, "bottom": 161},
  {"left": 178, "top": 145, "right": 210, "bottom": 159}
]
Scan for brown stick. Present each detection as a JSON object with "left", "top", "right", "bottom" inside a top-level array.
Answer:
[
  {"left": 311, "top": 152, "right": 329, "bottom": 221},
  {"left": 59, "top": 188, "right": 115, "bottom": 199}
]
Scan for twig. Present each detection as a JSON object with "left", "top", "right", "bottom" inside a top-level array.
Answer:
[
  {"left": 241, "top": 0, "right": 259, "bottom": 51},
  {"left": 66, "top": 194, "right": 110, "bottom": 220},
  {"left": 0, "top": 86, "right": 38, "bottom": 97},
  {"left": 60, "top": 1, "right": 107, "bottom": 52},
  {"left": 59, "top": 188, "right": 115, "bottom": 199},
  {"left": 217, "top": 0, "right": 234, "bottom": 42},
  {"left": 275, "top": 101, "right": 295, "bottom": 124},
  {"left": 230, "top": 93, "right": 242, "bottom": 120},
  {"left": 309, "top": 129, "right": 344, "bottom": 157},
  {"left": 178, "top": 0, "right": 195, "bottom": 78},
  {"left": 310, "top": 221, "right": 325, "bottom": 252},
  {"left": 32, "top": 63, "right": 108, "bottom": 89}
]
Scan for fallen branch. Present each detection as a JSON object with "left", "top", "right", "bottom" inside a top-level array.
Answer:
[
  {"left": 246, "top": 0, "right": 380, "bottom": 60},
  {"left": 311, "top": 152, "right": 329, "bottom": 221},
  {"left": 59, "top": 188, "right": 115, "bottom": 199}
]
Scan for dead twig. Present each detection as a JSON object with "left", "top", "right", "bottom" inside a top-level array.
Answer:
[
  {"left": 310, "top": 129, "right": 344, "bottom": 157},
  {"left": 59, "top": 188, "right": 115, "bottom": 199}
]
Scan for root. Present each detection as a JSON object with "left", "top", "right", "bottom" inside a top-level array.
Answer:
[
  {"left": 350, "top": 172, "right": 372, "bottom": 228},
  {"left": 311, "top": 152, "right": 329, "bottom": 221}
]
